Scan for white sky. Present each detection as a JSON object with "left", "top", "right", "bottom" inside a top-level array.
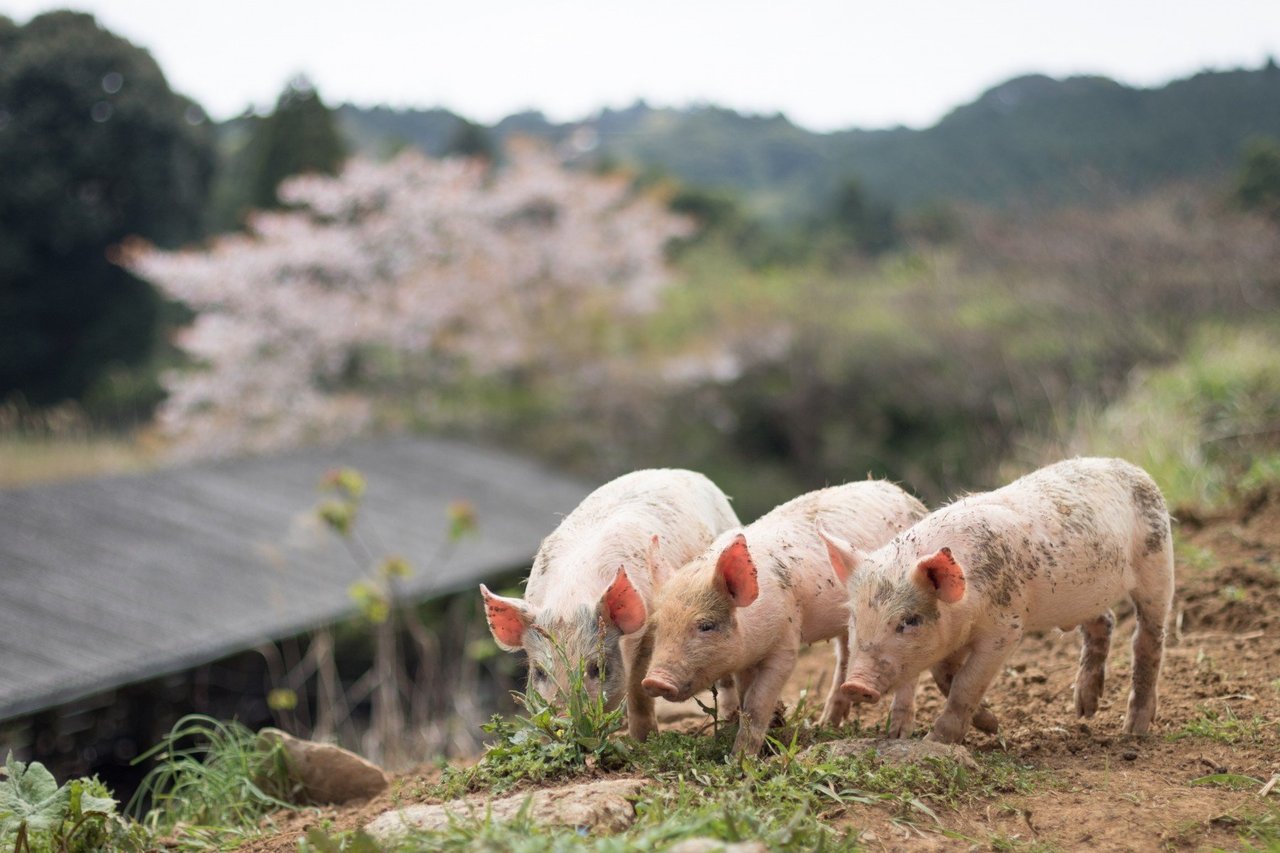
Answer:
[{"left": 3, "top": 0, "right": 1277, "bottom": 131}]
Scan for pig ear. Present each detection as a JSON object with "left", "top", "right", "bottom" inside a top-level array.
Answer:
[
  {"left": 913, "top": 548, "right": 966, "bottom": 604},
  {"left": 715, "top": 533, "right": 759, "bottom": 607},
  {"left": 601, "top": 565, "right": 647, "bottom": 635},
  {"left": 818, "top": 526, "right": 865, "bottom": 583},
  {"left": 479, "top": 584, "right": 534, "bottom": 650},
  {"left": 645, "top": 534, "right": 670, "bottom": 586}
]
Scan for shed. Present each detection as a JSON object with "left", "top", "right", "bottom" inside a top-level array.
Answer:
[{"left": 0, "top": 436, "right": 593, "bottom": 722}]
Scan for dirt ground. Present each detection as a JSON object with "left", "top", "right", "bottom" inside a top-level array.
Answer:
[{"left": 238, "top": 493, "right": 1280, "bottom": 852}]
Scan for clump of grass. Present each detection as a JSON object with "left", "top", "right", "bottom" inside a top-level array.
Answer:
[
  {"left": 1022, "top": 325, "right": 1280, "bottom": 511},
  {"left": 129, "top": 714, "right": 299, "bottom": 850},
  {"left": 435, "top": 641, "right": 627, "bottom": 799},
  {"left": 1169, "top": 704, "right": 1274, "bottom": 745}
]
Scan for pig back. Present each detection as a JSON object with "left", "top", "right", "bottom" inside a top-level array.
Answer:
[
  {"left": 525, "top": 469, "right": 740, "bottom": 614},
  {"left": 750, "top": 480, "right": 927, "bottom": 643},
  {"left": 946, "top": 457, "right": 1170, "bottom": 630}
]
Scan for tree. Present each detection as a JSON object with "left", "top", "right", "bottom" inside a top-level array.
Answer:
[
  {"left": 122, "top": 142, "right": 692, "bottom": 458},
  {"left": 1235, "top": 136, "right": 1280, "bottom": 223},
  {"left": 443, "top": 117, "right": 494, "bottom": 160},
  {"left": 0, "top": 11, "right": 214, "bottom": 406},
  {"left": 248, "top": 75, "right": 348, "bottom": 210}
]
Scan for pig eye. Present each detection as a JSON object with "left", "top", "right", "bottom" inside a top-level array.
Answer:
[
  {"left": 897, "top": 614, "right": 922, "bottom": 633},
  {"left": 586, "top": 661, "right": 601, "bottom": 681},
  {"left": 696, "top": 619, "right": 717, "bottom": 633}
]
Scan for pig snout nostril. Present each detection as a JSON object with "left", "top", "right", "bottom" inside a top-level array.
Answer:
[
  {"left": 641, "top": 675, "right": 678, "bottom": 699},
  {"left": 840, "top": 680, "right": 880, "bottom": 704}
]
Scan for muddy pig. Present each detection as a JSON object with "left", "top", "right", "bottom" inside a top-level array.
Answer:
[
  {"left": 626, "top": 480, "right": 926, "bottom": 755},
  {"left": 823, "top": 457, "right": 1174, "bottom": 744},
  {"left": 480, "top": 468, "right": 739, "bottom": 740}
]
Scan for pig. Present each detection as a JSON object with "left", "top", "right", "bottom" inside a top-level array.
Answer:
[
  {"left": 626, "top": 480, "right": 927, "bottom": 756},
  {"left": 479, "top": 468, "right": 739, "bottom": 741},
  {"left": 822, "top": 457, "right": 1175, "bottom": 744}
]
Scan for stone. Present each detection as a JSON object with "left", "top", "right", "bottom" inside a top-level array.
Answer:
[
  {"left": 257, "top": 727, "right": 389, "bottom": 804},
  {"left": 365, "top": 777, "right": 647, "bottom": 842},
  {"left": 810, "top": 736, "right": 978, "bottom": 770}
]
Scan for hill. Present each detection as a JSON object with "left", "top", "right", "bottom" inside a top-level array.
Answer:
[{"left": 331, "top": 62, "right": 1280, "bottom": 218}]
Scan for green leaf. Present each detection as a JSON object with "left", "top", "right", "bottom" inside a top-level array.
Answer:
[
  {"left": 0, "top": 754, "right": 70, "bottom": 836},
  {"left": 1190, "top": 772, "right": 1263, "bottom": 790},
  {"left": 67, "top": 779, "right": 117, "bottom": 817}
]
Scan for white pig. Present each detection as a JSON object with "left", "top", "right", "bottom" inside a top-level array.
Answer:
[
  {"left": 624, "top": 480, "right": 926, "bottom": 756},
  {"left": 479, "top": 468, "right": 739, "bottom": 740},
  {"left": 823, "top": 457, "right": 1174, "bottom": 744}
]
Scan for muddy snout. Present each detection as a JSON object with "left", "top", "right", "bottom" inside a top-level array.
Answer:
[
  {"left": 641, "top": 671, "right": 690, "bottom": 701},
  {"left": 839, "top": 678, "right": 882, "bottom": 705}
]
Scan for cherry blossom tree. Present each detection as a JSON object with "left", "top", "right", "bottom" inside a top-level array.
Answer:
[{"left": 123, "top": 141, "right": 692, "bottom": 458}]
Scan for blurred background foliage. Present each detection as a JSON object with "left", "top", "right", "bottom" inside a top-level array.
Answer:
[{"left": 3, "top": 9, "right": 1280, "bottom": 515}]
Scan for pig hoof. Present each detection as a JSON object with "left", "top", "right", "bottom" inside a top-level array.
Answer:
[
  {"left": 629, "top": 716, "right": 657, "bottom": 741},
  {"left": 819, "top": 700, "right": 850, "bottom": 727},
  {"left": 972, "top": 707, "right": 999, "bottom": 734}
]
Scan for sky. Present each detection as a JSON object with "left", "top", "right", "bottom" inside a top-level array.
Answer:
[{"left": 3, "top": 0, "right": 1278, "bottom": 132}]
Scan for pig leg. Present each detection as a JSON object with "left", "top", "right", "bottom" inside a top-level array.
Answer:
[
  {"left": 626, "top": 629, "right": 658, "bottom": 741},
  {"left": 926, "top": 631, "right": 1019, "bottom": 744},
  {"left": 887, "top": 681, "right": 917, "bottom": 738},
  {"left": 718, "top": 675, "right": 740, "bottom": 719},
  {"left": 818, "top": 630, "right": 851, "bottom": 727},
  {"left": 733, "top": 647, "right": 797, "bottom": 756},
  {"left": 932, "top": 651, "right": 1000, "bottom": 734},
  {"left": 1124, "top": 550, "right": 1174, "bottom": 735},
  {"left": 1073, "top": 610, "right": 1114, "bottom": 717}
]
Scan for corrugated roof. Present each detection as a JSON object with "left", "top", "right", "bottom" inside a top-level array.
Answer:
[{"left": 0, "top": 436, "right": 593, "bottom": 720}]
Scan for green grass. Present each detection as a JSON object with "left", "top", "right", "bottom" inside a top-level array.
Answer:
[
  {"left": 351, "top": 706, "right": 1040, "bottom": 852},
  {"left": 1032, "top": 326, "right": 1280, "bottom": 511},
  {"left": 1169, "top": 705, "right": 1275, "bottom": 746},
  {"left": 129, "top": 714, "right": 300, "bottom": 851}
]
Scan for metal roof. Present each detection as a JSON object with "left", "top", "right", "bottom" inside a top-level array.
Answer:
[{"left": 0, "top": 436, "right": 593, "bottom": 720}]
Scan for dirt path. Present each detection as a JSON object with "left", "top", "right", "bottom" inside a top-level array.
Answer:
[{"left": 238, "top": 494, "right": 1280, "bottom": 852}]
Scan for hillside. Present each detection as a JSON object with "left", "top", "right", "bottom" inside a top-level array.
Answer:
[{"left": 331, "top": 63, "right": 1280, "bottom": 218}]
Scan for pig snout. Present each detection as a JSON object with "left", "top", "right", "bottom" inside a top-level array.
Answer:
[
  {"left": 840, "top": 678, "right": 881, "bottom": 705},
  {"left": 641, "top": 671, "right": 687, "bottom": 701}
]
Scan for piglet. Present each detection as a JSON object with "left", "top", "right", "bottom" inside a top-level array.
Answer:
[
  {"left": 626, "top": 480, "right": 926, "bottom": 756},
  {"left": 823, "top": 457, "right": 1174, "bottom": 744},
  {"left": 480, "top": 468, "right": 739, "bottom": 740}
]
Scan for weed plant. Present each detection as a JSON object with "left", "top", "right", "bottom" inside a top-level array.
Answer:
[{"left": 128, "top": 714, "right": 298, "bottom": 850}]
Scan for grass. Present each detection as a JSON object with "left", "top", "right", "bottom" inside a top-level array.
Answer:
[
  {"left": 293, "top": 653, "right": 1041, "bottom": 851},
  {"left": 1022, "top": 325, "right": 1280, "bottom": 512},
  {"left": 0, "top": 435, "right": 155, "bottom": 487},
  {"left": 129, "top": 714, "right": 300, "bottom": 851},
  {"left": 1168, "top": 704, "right": 1274, "bottom": 746}
]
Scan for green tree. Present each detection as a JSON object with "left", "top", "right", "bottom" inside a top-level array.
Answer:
[
  {"left": 1234, "top": 136, "right": 1280, "bottom": 222},
  {"left": 444, "top": 117, "right": 494, "bottom": 160},
  {"left": 0, "top": 11, "right": 214, "bottom": 406},
  {"left": 247, "top": 75, "right": 348, "bottom": 210},
  {"left": 824, "top": 177, "right": 899, "bottom": 256}
]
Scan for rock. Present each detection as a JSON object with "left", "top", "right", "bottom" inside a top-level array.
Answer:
[
  {"left": 257, "top": 728, "right": 389, "bottom": 805},
  {"left": 810, "top": 737, "right": 978, "bottom": 770},
  {"left": 366, "top": 777, "right": 646, "bottom": 842},
  {"left": 666, "top": 839, "right": 770, "bottom": 853}
]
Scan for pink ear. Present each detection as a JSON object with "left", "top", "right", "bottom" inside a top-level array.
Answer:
[
  {"left": 818, "top": 526, "right": 863, "bottom": 583},
  {"left": 914, "top": 548, "right": 966, "bottom": 604},
  {"left": 716, "top": 533, "right": 758, "bottom": 607},
  {"left": 603, "top": 566, "right": 647, "bottom": 635},
  {"left": 645, "top": 534, "right": 669, "bottom": 586},
  {"left": 479, "top": 584, "right": 533, "bottom": 650}
]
